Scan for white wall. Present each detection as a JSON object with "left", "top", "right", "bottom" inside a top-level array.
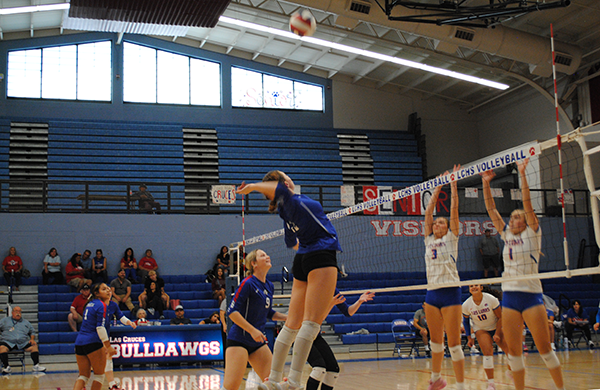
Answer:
[{"left": 332, "top": 80, "right": 480, "bottom": 176}]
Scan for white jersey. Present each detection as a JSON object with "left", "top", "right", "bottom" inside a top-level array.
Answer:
[
  {"left": 500, "top": 225, "right": 542, "bottom": 293},
  {"left": 424, "top": 231, "right": 460, "bottom": 289},
  {"left": 462, "top": 293, "right": 500, "bottom": 332}
]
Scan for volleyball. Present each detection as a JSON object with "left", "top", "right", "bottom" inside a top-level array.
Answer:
[{"left": 289, "top": 9, "right": 317, "bottom": 37}]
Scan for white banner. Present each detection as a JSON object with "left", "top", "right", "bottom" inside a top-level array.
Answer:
[
  {"left": 340, "top": 185, "right": 355, "bottom": 206},
  {"left": 465, "top": 188, "right": 479, "bottom": 198},
  {"left": 211, "top": 185, "right": 237, "bottom": 204}
]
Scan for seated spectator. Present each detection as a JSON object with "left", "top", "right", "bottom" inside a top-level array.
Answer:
[
  {"left": 68, "top": 284, "right": 91, "bottom": 332},
  {"left": 120, "top": 247, "right": 138, "bottom": 283},
  {"left": 137, "top": 249, "right": 158, "bottom": 282},
  {"left": 413, "top": 302, "right": 430, "bottom": 356},
  {"left": 215, "top": 246, "right": 230, "bottom": 273},
  {"left": 170, "top": 305, "right": 192, "bottom": 325},
  {"left": 133, "top": 184, "right": 161, "bottom": 214},
  {"left": 2, "top": 247, "right": 23, "bottom": 291},
  {"left": 212, "top": 266, "right": 226, "bottom": 305},
  {"left": 138, "top": 270, "right": 169, "bottom": 313},
  {"left": 80, "top": 249, "right": 93, "bottom": 280},
  {"left": 134, "top": 309, "right": 151, "bottom": 326},
  {"left": 145, "top": 281, "right": 165, "bottom": 319},
  {"left": 91, "top": 249, "right": 108, "bottom": 284},
  {"left": 565, "top": 299, "right": 595, "bottom": 349},
  {"left": 0, "top": 306, "right": 46, "bottom": 373},
  {"left": 594, "top": 301, "right": 600, "bottom": 332},
  {"left": 65, "top": 253, "right": 92, "bottom": 292},
  {"left": 110, "top": 268, "right": 135, "bottom": 312},
  {"left": 42, "top": 247, "right": 64, "bottom": 285},
  {"left": 199, "top": 311, "right": 221, "bottom": 325}
]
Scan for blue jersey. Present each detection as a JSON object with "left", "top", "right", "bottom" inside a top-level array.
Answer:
[
  {"left": 75, "top": 299, "right": 108, "bottom": 346},
  {"left": 227, "top": 275, "right": 276, "bottom": 348},
  {"left": 106, "top": 300, "right": 125, "bottom": 333},
  {"left": 275, "top": 183, "right": 342, "bottom": 254}
]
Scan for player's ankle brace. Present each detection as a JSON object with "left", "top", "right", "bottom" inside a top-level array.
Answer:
[
  {"left": 449, "top": 345, "right": 464, "bottom": 362},
  {"left": 507, "top": 354, "right": 525, "bottom": 372},
  {"left": 430, "top": 342, "right": 444, "bottom": 354},
  {"left": 540, "top": 351, "right": 561, "bottom": 369}
]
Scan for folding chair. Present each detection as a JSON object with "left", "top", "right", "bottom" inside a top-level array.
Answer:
[{"left": 392, "top": 319, "right": 419, "bottom": 357}]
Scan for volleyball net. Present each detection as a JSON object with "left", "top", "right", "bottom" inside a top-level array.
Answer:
[{"left": 231, "top": 124, "right": 600, "bottom": 297}]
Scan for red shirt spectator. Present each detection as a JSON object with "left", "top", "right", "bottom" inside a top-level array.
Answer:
[
  {"left": 2, "top": 254, "right": 23, "bottom": 273},
  {"left": 139, "top": 256, "right": 158, "bottom": 271},
  {"left": 65, "top": 261, "right": 86, "bottom": 283},
  {"left": 71, "top": 293, "right": 89, "bottom": 316}
]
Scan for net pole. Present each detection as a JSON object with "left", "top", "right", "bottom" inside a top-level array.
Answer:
[{"left": 551, "top": 23, "right": 570, "bottom": 276}]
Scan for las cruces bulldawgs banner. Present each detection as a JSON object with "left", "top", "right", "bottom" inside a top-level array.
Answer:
[
  {"left": 245, "top": 143, "right": 541, "bottom": 245},
  {"left": 110, "top": 324, "right": 223, "bottom": 365}
]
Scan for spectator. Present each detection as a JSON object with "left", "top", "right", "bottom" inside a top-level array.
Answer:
[
  {"left": 2, "top": 247, "right": 23, "bottom": 291},
  {"left": 0, "top": 306, "right": 46, "bottom": 373},
  {"left": 65, "top": 253, "right": 92, "bottom": 292},
  {"left": 413, "top": 302, "right": 430, "bottom": 357},
  {"left": 134, "top": 309, "right": 151, "bottom": 326},
  {"left": 110, "top": 269, "right": 135, "bottom": 312},
  {"left": 120, "top": 247, "right": 138, "bottom": 283},
  {"left": 479, "top": 229, "right": 501, "bottom": 278},
  {"left": 212, "top": 266, "right": 226, "bottom": 305},
  {"left": 199, "top": 311, "right": 221, "bottom": 325},
  {"left": 42, "top": 247, "right": 64, "bottom": 285},
  {"left": 594, "top": 301, "right": 600, "bottom": 332},
  {"left": 144, "top": 281, "right": 165, "bottom": 319},
  {"left": 137, "top": 249, "right": 158, "bottom": 282},
  {"left": 170, "top": 305, "right": 192, "bottom": 325},
  {"left": 91, "top": 249, "right": 108, "bottom": 284},
  {"left": 138, "top": 271, "right": 169, "bottom": 316},
  {"left": 565, "top": 299, "right": 595, "bottom": 349},
  {"left": 215, "top": 245, "right": 230, "bottom": 273},
  {"left": 133, "top": 184, "right": 161, "bottom": 214},
  {"left": 68, "top": 284, "right": 91, "bottom": 332},
  {"left": 80, "top": 249, "right": 93, "bottom": 280}
]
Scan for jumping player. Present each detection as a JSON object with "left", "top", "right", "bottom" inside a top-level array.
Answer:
[
  {"left": 236, "top": 171, "right": 341, "bottom": 390},
  {"left": 481, "top": 158, "right": 565, "bottom": 390},
  {"left": 462, "top": 285, "right": 510, "bottom": 390},
  {"left": 220, "top": 249, "right": 287, "bottom": 390},
  {"left": 423, "top": 165, "right": 464, "bottom": 390}
]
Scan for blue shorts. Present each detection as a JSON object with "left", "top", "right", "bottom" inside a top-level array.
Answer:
[
  {"left": 425, "top": 287, "right": 461, "bottom": 309},
  {"left": 502, "top": 291, "right": 544, "bottom": 312}
]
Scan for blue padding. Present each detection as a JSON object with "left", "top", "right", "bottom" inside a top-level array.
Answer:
[
  {"left": 341, "top": 334, "right": 361, "bottom": 344},
  {"left": 39, "top": 345, "right": 61, "bottom": 355},
  {"left": 360, "top": 334, "right": 377, "bottom": 344},
  {"left": 38, "top": 302, "right": 56, "bottom": 311},
  {"left": 377, "top": 333, "right": 395, "bottom": 343},
  {"left": 178, "top": 292, "right": 195, "bottom": 300},
  {"left": 39, "top": 333, "right": 59, "bottom": 344},
  {"left": 194, "top": 291, "right": 212, "bottom": 299},
  {"left": 58, "top": 332, "right": 78, "bottom": 343}
]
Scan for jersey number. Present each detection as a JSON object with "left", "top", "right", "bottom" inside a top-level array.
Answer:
[
  {"left": 509, "top": 248, "right": 513, "bottom": 260},
  {"left": 477, "top": 313, "right": 487, "bottom": 321},
  {"left": 432, "top": 249, "right": 437, "bottom": 259}
]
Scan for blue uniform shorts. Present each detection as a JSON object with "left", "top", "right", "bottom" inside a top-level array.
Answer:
[
  {"left": 502, "top": 291, "right": 544, "bottom": 312},
  {"left": 425, "top": 287, "right": 461, "bottom": 309}
]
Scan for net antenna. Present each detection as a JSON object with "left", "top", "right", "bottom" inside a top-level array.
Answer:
[{"left": 551, "top": 23, "right": 570, "bottom": 277}]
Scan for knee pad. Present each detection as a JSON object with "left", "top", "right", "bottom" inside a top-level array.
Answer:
[
  {"left": 296, "top": 321, "right": 321, "bottom": 342},
  {"left": 430, "top": 342, "right": 444, "bottom": 354},
  {"left": 309, "top": 366, "right": 326, "bottom": 382},
  {"left": 77, "top": 375, "right": 89, "bottom": 383},
  {"left": 105, "top": 358, "right": 113, "bottom": 372},
  {"left": 483, "top": 355, "right": 494, "bottom": 370},
  {"left": 449, "top": 345, "right": 464, "bottom": 362},
  {"left": 277, "top": 325, "right": 299, "bottom": 346},
  {"left": 323, "top": 371, "right": 339, "bottom": 387},
  {"left": 507, "top": 354, "right": 525, "bottom": 372},
  {"left": 93, "top": 373, "right": 106, "bottom": 385},
  {"left": 540, "top": 351, "right": 561, "bottom": 369}
]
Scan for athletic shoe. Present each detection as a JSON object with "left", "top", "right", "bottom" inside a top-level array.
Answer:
[
  {"left": 257, "top": 380, "right": 278, "bottom": 390},
  {"left": 427, "top": 377, "right": 447, "bottom": 390},
  {"left": 33, "top": 364, "right": 46, "bottom": 372},
  {"left": 109, "top": 385, "right": 122, "bottom": 390},
  {"left": 551, "top": 342, "right": 556, "bottom": 351},
  {"left": 147, "top": 308, "right": 155, "bottom": 315},
  {"left": 486, "top": 383, "right": 496, "bottom": 390},
  {"left": 470, "top": 346, "right": 480, "bottom": 355},
  {"left": 2, "top": 366, "right": 11, "bottom": 374},
  {"left": 589, "top": 341, "right": 595, "bottom": 350},
  {"left": 522, "top": 343, "right": 528, "bottom": 352}
]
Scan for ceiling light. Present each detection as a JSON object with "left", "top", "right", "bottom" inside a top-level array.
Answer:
[
  {"left": 0, "top": 3, "right": 70, "bottom": 16},
  {"left": 219, "top": 16, "right": 509, "bottom": 90}
]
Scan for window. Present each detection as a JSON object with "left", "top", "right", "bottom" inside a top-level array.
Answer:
[
  {"left": 231, "top": 67, "right": 323, "bottom": 111},
  {"left": 123, "top": 42, "right": 221, "bottom": 106},
  {"left": 7, "top": 41, "right": 112, "bottom": 101}
]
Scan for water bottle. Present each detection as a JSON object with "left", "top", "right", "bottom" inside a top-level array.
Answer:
[{"left": 564, "top": 336, "right": 569, "bottom": 351}]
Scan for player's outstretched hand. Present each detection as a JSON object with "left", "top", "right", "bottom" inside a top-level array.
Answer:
[{"left": 480, "top": 170, "right": 495, "bottom": 183}]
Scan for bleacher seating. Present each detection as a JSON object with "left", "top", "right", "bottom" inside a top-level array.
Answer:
[{"left": 37, "top": 274, "right": 219, "bottom": 356}]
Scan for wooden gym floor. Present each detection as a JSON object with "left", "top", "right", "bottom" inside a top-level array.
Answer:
[{"left": 1, "top": 349, "right": 599, "bottom": 390}]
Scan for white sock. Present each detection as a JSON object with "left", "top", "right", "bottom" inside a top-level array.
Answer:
[
  {"left": 455, "top": 383, "right": 465, "bottom": 390},
  {"left": 431, "top": 372, "right": 441, "bottom": 382},
  {"left": 488, "top": 379, "right": 494, "bottom": 384}
]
